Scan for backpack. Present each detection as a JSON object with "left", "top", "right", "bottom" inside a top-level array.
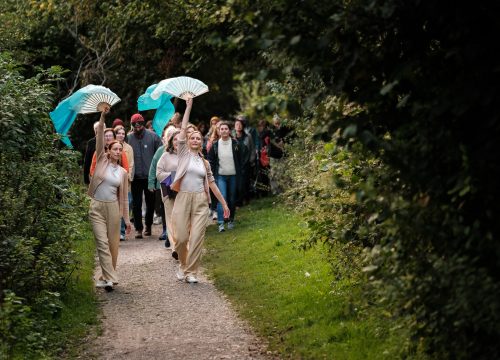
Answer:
[{"left": 260, "top": 146, "right": 270, "bottom": 168}]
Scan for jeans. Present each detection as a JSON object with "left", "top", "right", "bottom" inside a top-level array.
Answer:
[
  {"left": 131, "top": 178, "right": 155, "bottom": 231},
  {"left": 217, "top": 174, "right": 236, "bottom": 223}
]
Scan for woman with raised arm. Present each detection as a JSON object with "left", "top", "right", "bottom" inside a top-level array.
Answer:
[
  {"left": 171, "top": 98, "right": 229, "bottom": 283},
  {"left": 88, "top": 103, "right": 132, "bottom": 291}
]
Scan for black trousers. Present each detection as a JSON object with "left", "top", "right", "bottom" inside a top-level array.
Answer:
[{"left": 131, "top": 178, "right": 155, "bottom": 231}]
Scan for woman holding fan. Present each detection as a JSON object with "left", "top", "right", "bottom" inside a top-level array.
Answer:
[
  {"left": 88, "top": 103, "right": 131, "bottom": 291},
  {"left": 171, "top": 98, "right": 229, "bottom": 283}
]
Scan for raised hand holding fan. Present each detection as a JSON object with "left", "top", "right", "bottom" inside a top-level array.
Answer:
[
  {"left": 49, "top": 84, "right": 121, "bottom": 148},
  {"left": 150, "top": 76, "right": 209, "bottom": 100}
]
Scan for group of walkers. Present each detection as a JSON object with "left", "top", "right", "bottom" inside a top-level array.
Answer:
[{"left": 84, "top": 98, "right": 290, "bottom": 290}]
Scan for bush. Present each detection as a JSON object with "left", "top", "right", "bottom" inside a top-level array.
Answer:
[{"left": 0, "top": 53, "right": 88, "bottom": 358}]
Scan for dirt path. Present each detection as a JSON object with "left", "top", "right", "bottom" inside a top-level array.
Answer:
[{"left": 83, "top": 223, "right": 269, "bottom": 360}]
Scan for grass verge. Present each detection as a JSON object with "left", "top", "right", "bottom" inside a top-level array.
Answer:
[
  {"left": 52, "top": 223, "right": 100, "bottom": 358},
  {"left": 204, "top": 197, "right": 407, "bottom": 359}
]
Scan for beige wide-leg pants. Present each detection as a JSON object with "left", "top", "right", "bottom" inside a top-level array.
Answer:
[
  {"left": 162, "top": 196, "right": 176, "bottom": 250},
  {"left": 89, "top": 199, "right": 120, "bottom": 283},
  {"left": 171, "top": 191, "right": 209, "bottom": 276}
]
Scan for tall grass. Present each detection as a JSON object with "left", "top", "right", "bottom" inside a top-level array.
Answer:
[
  {"left": 52, "top": 224, "right": 100, "bottom": 358},
  {"left": 204, "top": 198, "right": 409, "bottom": 359}
]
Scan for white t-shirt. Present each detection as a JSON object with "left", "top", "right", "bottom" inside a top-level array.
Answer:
[{"left": 218, "top": 138, "right": 236, "bottom": 175}]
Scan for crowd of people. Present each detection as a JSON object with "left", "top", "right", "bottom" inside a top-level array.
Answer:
[{"left": 83, "top": 99, "right": 291, "bottom": 289}]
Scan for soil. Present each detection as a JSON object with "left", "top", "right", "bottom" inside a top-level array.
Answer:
[{"left": 81, "top": 223, "right": 271, "bottom": 360}]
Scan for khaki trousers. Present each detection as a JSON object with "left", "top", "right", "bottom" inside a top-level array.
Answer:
[
  {"left": 162, "top": 196, "right": 176, "bottom": 250},
  {"left": 89, "top": 199, "right": 120, "bottom": 283},
  {"left": 171, "top": 192, "right": 209, "bottom": 276}
]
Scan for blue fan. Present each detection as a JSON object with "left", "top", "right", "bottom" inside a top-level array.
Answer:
[
  {"left": 49, "top": 85, "right": 120, "bottom": 148},
  {"left": 138, "top": 83, "right": 175, "bottom": 137}
]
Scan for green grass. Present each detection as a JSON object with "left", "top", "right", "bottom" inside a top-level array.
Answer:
[
  {"left": 52, "top": 224, "right": 100, "bottom": 358},
  {"left": 204, "top": 197, "right": 406, "bottom": 359}
]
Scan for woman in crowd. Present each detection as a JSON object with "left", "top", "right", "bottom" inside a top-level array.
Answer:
[
  {"left": 88, "top": 103, "right": 131, "bottom": 291},
  {"left": 114, "top": 124, "right": 134, "bottom": 241},
  {"left": 90, "top": 127, "right": 129, "bottom": 176},
  {"left": 171, "top": 98, "right": 229, "bottom": 284},
  {"left": 156, "top": 129, "right": 181, "bottom": 258},
  {"left": 233, "top": 117, "right": 255, "bottom": 206}
]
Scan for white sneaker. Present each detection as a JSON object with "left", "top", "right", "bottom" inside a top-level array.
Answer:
[
  {"left": 95, "top": 279, "right": 108, "bottom": 288},
  {"left": 96, "top": 279, "right": 113, "bottom": 291},
  {"left": 227, "top": 221, "right": 234, "bottom": 230},
  {"left": 212, "top": 211, "right": 217, "bottom": 220},
  {"left": 218, "top": 223, "right": 225, "bottom": 232},
  {"left": 185, "top": 275, "right": 198, "bottom": 283},
  {"left": 176, "top": 267, "right": 185, "bottom": 281}
]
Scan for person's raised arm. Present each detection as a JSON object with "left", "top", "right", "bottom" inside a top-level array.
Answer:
[
  {"left": 95, "top": 103, "right": 110, "bottom": 158},
  {"left": 178, "top": 97, "right": 193, "bottom": 141}
]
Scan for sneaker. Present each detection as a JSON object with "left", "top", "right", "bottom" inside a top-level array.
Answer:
[
  {"left": 159, "top": 231, "right": 167, "bottom": 241},
  {"left": 227, "top": 221, "right": 234, "bottom": 230},
  {"left": 185, "top": 275, "right": 198, "bottom": 283},
  {"left": 135, "top": 231, "right": 143, "bottom": 239},
  {"left": 172, "top": 250, "right": 178, "bottom": 260},
  {"left": 164, "top": 239, "right": 171, "bottom": 248},
  {"left": 143, "top": 227, "right": 152, "bottom": 236},
  {"left": 176, "top": 267, "right": 185, "bottom": 281},
  {"left": 96, "top": 280, "right": 113, "bottom": 291},
  {"left": 120, "top": 234, "right": 125, "bottom": 241},
  {"left": 95, "top": 279, "right": 108, "bottom": 288},
  {"left": 218, "top": 223, "right": 225, "bottom": 232},
  {"left": 212, "top": 211, "right": 217, "bottom": 220}
]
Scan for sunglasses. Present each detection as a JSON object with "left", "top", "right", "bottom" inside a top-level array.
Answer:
[{"left": 133, "top": 122, "right": 145, "bottom": 127}]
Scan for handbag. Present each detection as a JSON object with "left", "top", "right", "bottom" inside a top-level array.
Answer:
[{"left": 160, "top": 172, "right": 177, "bottom": 199}]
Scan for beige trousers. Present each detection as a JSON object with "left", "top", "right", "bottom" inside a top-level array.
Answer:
[
  {"left": 171, "top": 192, "right": 209, "bottom": 276},
  {"left": 162, "top": 196, "right": 176, "bottom": 250},
  {"left": 89, "top": 199, "right": 120, "bottom": 283}
]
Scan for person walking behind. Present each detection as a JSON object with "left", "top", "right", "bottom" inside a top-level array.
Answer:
[
  {"left": 148, "top": 125, "right": 176, "bottom": 243},
  {"left": 89, "top": 128, "right": 129, "bottom": 177},
  {"left": 83, "top": 121, "right": 100, "bottom": 185},
  {"left": 127, "top": 113, "right": 162, "bottom": 238},
  {"left": 171, "top": 98, "right": 229, "bottom": 283},
  {"left": 156, "top": 129, "right": 180, "bottom": 256},
  {"left": 88, "top": 103, "right": 131, "bottom": 291},
  {"left": 114, "top": 124, "right": 134, "bottom": 241},
  {"left": 208, "top": 121, "right": 242, "bottom": 232},
  {"left": 233, "top": 117, "right": 255, "bottom": 206}
]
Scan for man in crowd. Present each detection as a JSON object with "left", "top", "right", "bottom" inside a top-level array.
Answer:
[
  {"left": 208, "top": 122, "right": 242, "bottom": 232},
  {"left": 127, "top": 113, "right": 162, "bottom": 238}
]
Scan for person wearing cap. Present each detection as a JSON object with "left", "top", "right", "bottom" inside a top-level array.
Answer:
[{"left": 127, "top": 113, "right": 162, "bottom": 238}]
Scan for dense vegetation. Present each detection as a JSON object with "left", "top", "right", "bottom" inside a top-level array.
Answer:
[
  {"left": 1, "top": 1, "right": 499, "bottom": 358},
  {"left": 0, "top": 53, "right": 91, "bottom": 358}
]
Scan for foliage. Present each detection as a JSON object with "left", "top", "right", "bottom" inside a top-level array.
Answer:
[
  {"left": 0, "top": 53, "right": 89, "bottom": 358},
  {"left": 203, "top": 1, "right": 500, "bottom": 358}
]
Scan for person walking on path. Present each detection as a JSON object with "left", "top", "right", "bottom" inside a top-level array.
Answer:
[
  {"left": 156, "top": 129, "right": 180, "bottom": 255},
  {"left": 171, "top": 98, "right": 229, "bottom": 283},
  {"left": 127, "top": 113, "right": 162, "bottom": 239},
  {"left": 87, "top": 103, "right": 131, "bottom": 291},
  {"left": 114, "top": 124, "right": 134, "bottom": 241},
  {"left": 148, "top": 126, "right": 175, "bottom": 243},
  {"left": 83, "top": 121, "right": 99, "bottom": 185},
  {"left": 207, "top": 121, "right": 242, "bottom": 232}
]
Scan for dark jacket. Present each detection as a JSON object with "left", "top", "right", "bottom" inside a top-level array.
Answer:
[
  {"left": 83, "top": 137, "right": 96, "bottom": 184},
  {"left": 127, "top": 130, "right": 162, "bottom": 179},
  {"left": 207, "top": 138, "right": 242, "bottom": 179}
]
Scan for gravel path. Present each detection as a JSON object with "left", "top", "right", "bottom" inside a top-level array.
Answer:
[{"left": 84, "top": 223, "right": 269, "bottom": 360}]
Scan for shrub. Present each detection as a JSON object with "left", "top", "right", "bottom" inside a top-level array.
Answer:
[{"left": 0, "top": 53, "right": 88, "bottom": 358}]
